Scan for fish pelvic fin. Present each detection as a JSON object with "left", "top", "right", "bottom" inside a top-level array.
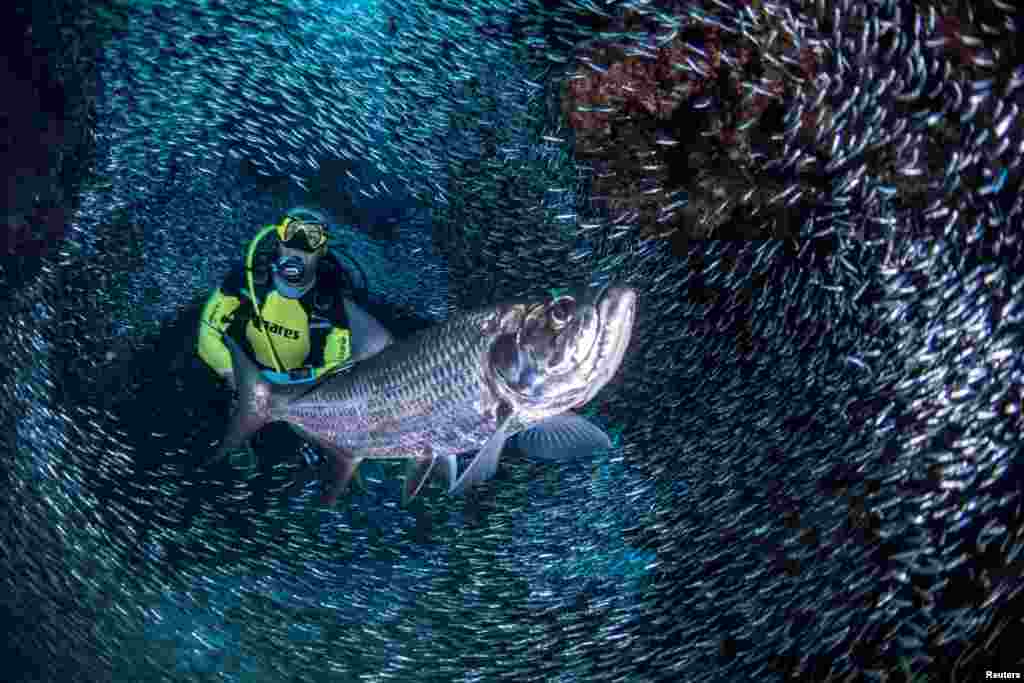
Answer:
[
  {"left": 450, "top": 423, "right": 510, "bottom": 495},
  {"left": 402, "top": 453, "right": 437, "bottom": 505},
  {"left": 216, "top": 334, "right": 277, "bottom": 456},
  {"left": 320, "top": 448, "right": 363, "bottom": 507},
  {"left": 441, "top": 455, "right": 458, "bottom": 492}
]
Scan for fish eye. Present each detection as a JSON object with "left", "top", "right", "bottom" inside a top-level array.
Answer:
[{"left": 548, "top": 297, "right": 576, "bottom": 328}]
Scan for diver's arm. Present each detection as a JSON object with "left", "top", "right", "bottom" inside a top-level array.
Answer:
[
  {"left": 307, "top": 298, "right": 394, "bottom": 378},
  {"left": 342, "top": 297, "right": 394, "bottom": 363},
  {"left": 197, "top": 287, "right": 245, "bottom": 386}
]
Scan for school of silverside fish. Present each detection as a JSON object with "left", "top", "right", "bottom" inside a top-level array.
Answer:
[{"left": 1, "top": 0, "right": 1022, "bottom": 681}]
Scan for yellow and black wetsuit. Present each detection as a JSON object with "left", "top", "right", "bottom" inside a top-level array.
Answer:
[{"left": 197, "top": 255, "right": 353, "bottom": 380}]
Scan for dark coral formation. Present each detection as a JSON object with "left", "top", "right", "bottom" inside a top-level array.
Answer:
[
  {"left": 1, "top": 2, "right": 100, "bottom": 272},
  {"left": 561, "top": 0, "right": 1022, "bottom": 253}
]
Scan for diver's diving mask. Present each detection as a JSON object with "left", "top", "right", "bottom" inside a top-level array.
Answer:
[{"left": 276, "top": 216, "right": 328, "bottom": 252}]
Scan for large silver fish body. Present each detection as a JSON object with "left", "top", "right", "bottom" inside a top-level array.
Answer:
[{"left": 221, "top": 284, "right": 637, "bottom": 503}]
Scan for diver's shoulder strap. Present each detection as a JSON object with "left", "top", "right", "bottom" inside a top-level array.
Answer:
[
  {"left": 250, "top": 272, "right": 275, "bottom": 304},
  {"left": 308, "top": 252, "right": 352, "bottom": 326},
  {"left": 222, "top": 262, "right": 272, "bottom": 302},
  {"left": 309, "top": 286, "right": 349, "bottom": 330}
]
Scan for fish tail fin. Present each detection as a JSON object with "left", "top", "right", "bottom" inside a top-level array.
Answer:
[{"left": 217, "top": 335, "right": 276, "bottom": 456}]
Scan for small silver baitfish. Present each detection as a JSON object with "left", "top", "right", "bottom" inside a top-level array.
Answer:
[{"left": 219, "top": 283, "right": 637, "bottom": 504}]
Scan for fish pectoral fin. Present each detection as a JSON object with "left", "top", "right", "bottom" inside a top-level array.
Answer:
[
  {"left": 513, "top": 412, "right": 613, "bottom": 462},
  {"left": 402, "top": 453, "right": 437, "bottom": 505},
  {"left": 449, "top": 425, "right": 510, "bottom": 495}
]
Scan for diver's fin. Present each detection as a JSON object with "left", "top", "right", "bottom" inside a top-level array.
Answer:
[
  {"left": 402, "top": 453, "right": 437, "bottom": 505},
  {"left": 343, "top": 299, "right": 394, "bottom": 362},
  {"left": 215, "top": 335, "right": 276, "bottom": 459},
  {"left": 513, "top": 413, "right": 612, "bottom": 462},
  {"left": 450, "top": 423, "right": 510, "bottom": 495}
]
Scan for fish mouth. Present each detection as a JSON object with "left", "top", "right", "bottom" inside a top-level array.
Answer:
[
  {"left": 598, "top": 286, "right": 637, "bottom": 365},
  {"left": 581, "top": 284, "right": 636, "bottom": 401}
]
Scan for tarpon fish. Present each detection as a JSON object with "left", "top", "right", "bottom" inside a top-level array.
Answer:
[{"left": 219, "top": 284, "right": 637, "bottom": 504}]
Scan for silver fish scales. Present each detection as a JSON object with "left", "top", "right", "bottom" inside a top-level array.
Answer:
[{"left": 219, "top": 284, "right": 637, "bottom": 502}]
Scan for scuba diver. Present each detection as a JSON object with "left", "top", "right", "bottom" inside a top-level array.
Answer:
[{"left": 197, "top": 206, "right": 394, "bottom": 504}]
